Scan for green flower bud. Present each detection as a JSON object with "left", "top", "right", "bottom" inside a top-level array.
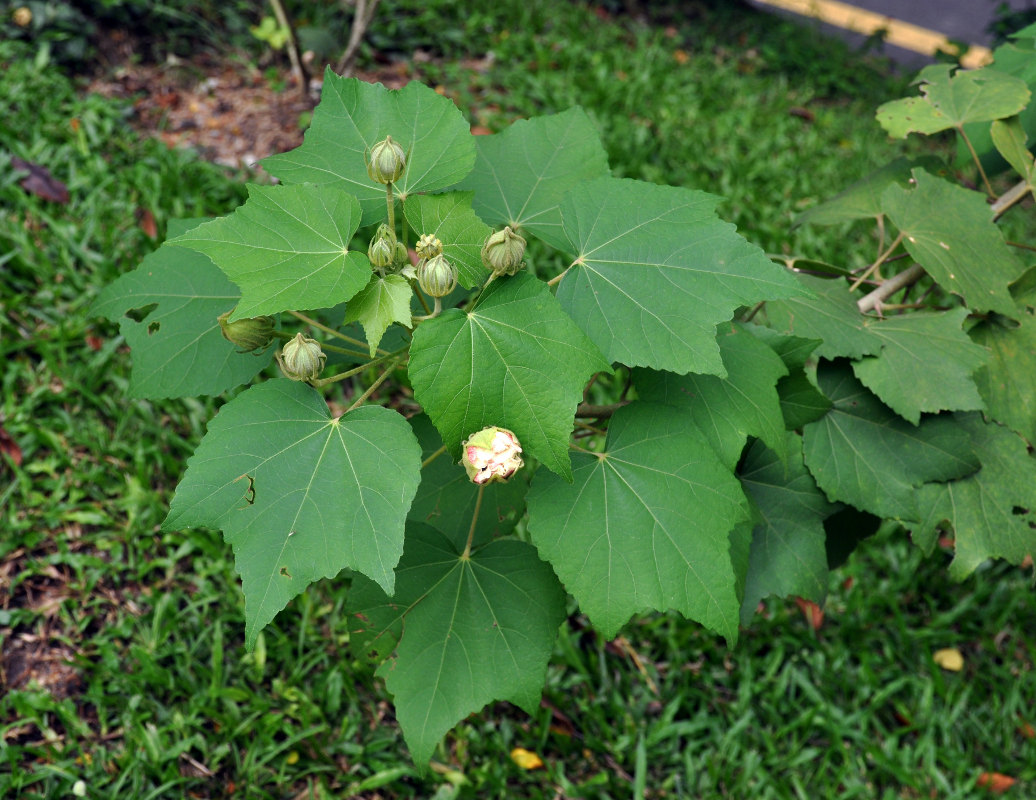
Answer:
[
  {"left": 415, "top": 233, "right": 443, "bottom": 260},
  {"left": 276, "top": 332, "right": 326, "bottom": 382},
  {"left": 218, "top": 310, "right": 275, "bottom": 353},
  {"left": 417, "top": 253, "right": 458, "bottom": 298},
  {"left": 481, "top": 226, "right": 527, "bottom": 276},
  {"left": 367, "top": 135, "right": 406, "bottom": 184},
  {"left": 368, "top": 223, "right": 396, "bottom": 269},
  {"left": 461, "top": 427, "right": 524, "bottom": 485}
]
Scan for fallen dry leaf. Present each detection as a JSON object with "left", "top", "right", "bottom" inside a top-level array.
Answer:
[
  {"left": 977, "top": 772, "right": 1016, "bottom": 794},
  {"left": 794, "top": 596, "right": 824, "bottom": 631},
  {"left": 510, "top": 747, "right": 544, "bottom": 770},
  {"left": 11, "top": 156, "right": 70, "bottom": 204},
  {"left": 0, "top": 425, "right": 22, "bottom": 467},
  {"left": 933, "top": 647, "right": 964, "bottom": 672}
]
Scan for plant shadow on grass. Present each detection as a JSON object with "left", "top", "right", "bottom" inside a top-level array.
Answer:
[{"left": 2, "top": 2, "right": 1035, "bottom": 798}]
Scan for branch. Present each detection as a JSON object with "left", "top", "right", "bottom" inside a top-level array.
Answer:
[
  {"left": 335, "top": 0, "right": 382, "bottom": 76},
  {"left": 268, "top": 0, "right": 309, "bottom": 96},
  {"left": 576, "top": 401, "right": 629, "bottom": 419}
]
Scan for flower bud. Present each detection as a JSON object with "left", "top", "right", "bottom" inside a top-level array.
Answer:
[
  {"left": 393, "top": 241, "right": 410, "bottom": 268},
  {"left": 367, "top": 223, "right": 396, "bottom": 269},
  {"left": 461, "top": 427, "right": 524, "bottom": 485},
  {"left": 367, "top": 135, "right": 406, "bottom": 184},
  {"left": 218, "top": 310, "right": 275, "bottom": 353},
  {"left": 276, "top": 332, "right": 326, "bottom": 381},
  {"left": 417, "top": 253, "right": 458, "bottom": 298},
  {"left": 481, "top": 226, "right": 526, "bottom": 277},
  {"left": 415, "top": 233, "right": 443, "bottom": 260}
]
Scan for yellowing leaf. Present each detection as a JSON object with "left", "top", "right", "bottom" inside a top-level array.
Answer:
[
  {"left": 510, "top": 748, "right": 544, "bottom": 770},
  {"left": 933, "top": 647, "right": 964, "bottom": 672}
]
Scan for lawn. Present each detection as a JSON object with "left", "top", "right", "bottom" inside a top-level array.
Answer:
[{"left": 2, "top": 2, "right": 1034, "bottom": 797}]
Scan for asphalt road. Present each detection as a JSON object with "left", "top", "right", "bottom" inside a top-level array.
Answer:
[{"left": 748, "top": 0, "right": 1036, "bottom": 68}]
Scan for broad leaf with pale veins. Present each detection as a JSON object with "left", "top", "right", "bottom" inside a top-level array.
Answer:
[
  {"left": 876, "top": 64, "right": 1030, "bottom": 138},
  {"left": 407, "top": 415, "right": 526, "bottom": 545},
  {"left": 802, "top": 363, "right": 979, "bottom": 520},
  {"left": 164, "top": 380, "right": 422, "bottom": 648},
  {"left": 402, "top": 192, "right": 492, "bottom": 288},
  {"left": 343, "top": 274, "right": 413, "bottom": 356},
  {"left": 970, "top": 311, "right": 1036, "bottom": 443},
  {"left": 762, "top": 274, "right": 883, "bottom": 360},
  {"left": 348, "top": 523, "right": 566, "bottom": 765},
  {"left": 634, "top": 323, "right": 788, "bottom": 470},
  {"left": 881, "top": 170, "right": 1024, "bottom": 316},
  {"left": 915, "top": 413, "right": 1036, "bottom": 578},
  {"left": 739, "top": 434, "right": 837, "bottom": 624},
  {"left": 91, "top": 219, "right": 271, "bottom": 398},
  {"left": 556, "top": 177, "right": 807, "bottom": 375},
  {"left": 526, "top": 402, "right": 748, "bottom": 642},
  {"left": 852, "top": 308, "right": 988, "bottom": 424},
  {"left": 455, "top": 107, "right": 610, "bottom": 251},
  {"left": 170, "top": 184, "right": 370, "bottom": 320},
  {"left": 408, "top": 272, "right": 610, "bottom": 480},
  {"left": 261, "top": 73, "right": 476, "bottom": 222}
]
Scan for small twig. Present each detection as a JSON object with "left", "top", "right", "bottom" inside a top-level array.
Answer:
[
  {"left": 267, "top": 0, "right": 308, "bottom": 96},
  {"left": 857, "top": 264, "right": 925, "bottom": 313},
  {"left": 335, "top": 0, "right": 382, "bottom": 76},
  {"left": 958, "top": 125, "right": 995, "bottom": 197},
  {"left": 993, "top": 179, "right": 1032, "bottom": 220},
  {"left": 576, "top": 401, "right": 629, "bottom": 419}
]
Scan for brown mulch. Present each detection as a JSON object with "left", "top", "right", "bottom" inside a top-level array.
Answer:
[{"left": 86, "top": 56, "right": 417, "bottom": 169}]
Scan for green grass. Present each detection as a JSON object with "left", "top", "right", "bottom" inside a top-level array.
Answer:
[{"left": 2, "top": 4, "right": 1035, "bottom": 798}]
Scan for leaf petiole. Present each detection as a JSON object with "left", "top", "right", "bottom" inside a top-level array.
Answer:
[
  {"left": 461, "top": 484, "right": 484, "bottom": 559},
  {"left": 287, "top": 310, "right": 388, "bottom": 355},
  {"left": 310, "top": 348, "right": 405, "bottom": 387},
  {"left": 345, "top": 355, "right": 404, "bottom": 412}
]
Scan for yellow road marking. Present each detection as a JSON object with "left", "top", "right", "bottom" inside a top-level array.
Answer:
[{"left": 753, "top": 0, "right": 993, "bottom": 68}]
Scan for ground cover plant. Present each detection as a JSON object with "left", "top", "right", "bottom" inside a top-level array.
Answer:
[{"left": 3, "top": 2, "right": 1036, "bottom": 798}]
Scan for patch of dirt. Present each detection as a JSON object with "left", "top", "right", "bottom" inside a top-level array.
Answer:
[{"left": 86, "top": 56, "right": 417, "bottom": 169}]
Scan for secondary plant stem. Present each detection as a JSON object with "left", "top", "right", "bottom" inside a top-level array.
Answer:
[
  {"left": 386, "top": 183, "right": 396, "bottom": 230},
  {"left": 461, "top": 484, "right": 484, "bottom": 559},
  {"left": 311, "top": 349, "right": 403, "bottom": 387},
  {"left": 345, "top": 356, "right": 403, "bottom": 412},
  {"left": 421, "top": 444, "right": 448, "bottom": 469},
  {"left": 850, "top": 232, "right": 903, "bottom": 292},
  {"left": 287, "top": 310, "right": 386, "bottom": 354},
  {"left": 959, "top": 125, "right": 995, "bottom": 197},
  {"left": 576, "top": 401, "right": 629, "bottom": 418}
]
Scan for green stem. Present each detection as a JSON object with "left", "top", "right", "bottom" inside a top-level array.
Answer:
[
  {"left": 569, "top": 441, "right": 597, "bottom": 455},
  {"left": 421, "top": 444, "right": 448, "bottom": 469},
  {"left": 272, "top": 330, "right": 369, "bottom": 360},
  {"left": 310, "top": 349, "right": 402, "bottom": 388},
  {"left": 414, "top": 284, "right": 433, "bottom": 315},
  {"left": 958, "top": 125, "right": 995, "bottom": 197},
  {"left": 386, "top": 182, "right": 396, "bottom": 230},
  {"left": 287, "top": 310, "right": 385, "bottom": 354},
  {"left": 461, "top": 484, "right": 484, "bottom": 559},
  {"left": 345, "top": 356, "right": 402, "bottom": 413},
  {"left": 849, "top": 232, "right": 904, "bottom": 293},
  {"left": 576, "top": 401, "right": 628, "bottom": 419},
  {"left": 413, "top": 296, "right": 442, "bottom": 321}
]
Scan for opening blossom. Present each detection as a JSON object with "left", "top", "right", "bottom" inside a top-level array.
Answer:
[{"left": 461, "top": 427, "right": 524, "bottom": 485}]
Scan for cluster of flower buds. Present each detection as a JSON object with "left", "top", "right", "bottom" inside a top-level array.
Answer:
[
  {"left": 276, "top": 333, "right": 326, "bottom": 382},
  {"left": 415, "top": 233, "right": 443, "bottom": 260},
  {"left": 218, "top": 310, "right": 275, "bottom": 353},
  {"left": 481, "top": 226, "right": 526, "bottom": 277},
  {"left": 367, "top": 136, "right": 406, "bottom": 185},
  {"left": 460, "top": 426, "right": 524, "bottom": 485}
]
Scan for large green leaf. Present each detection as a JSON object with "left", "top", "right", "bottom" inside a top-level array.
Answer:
[
  {"left": 408, "top": 272, "right": 610, "bottom": 480},
  {"left": 407, "top": 415, "right": 526, "bottom": 545},
  {"left": 851, "top": 308, "right": 989, "bottom": 424},
  {"left": 742, "top": 325, "right": 830, "bottom": 429},
  {"left": 348, "top": 522, "right": 566, "bottom": 765},
  {"left": 556, "top": 177, "right": 807, "bottom": 375},
  {"left": 169, "top": 184, "right": 370, "bottom": 320},
  {"left": 795, "top": 157, "right": 943, "bottom": 226},
  {"left": 261, "top": 73, "right": 476, "bottom": 222},
  {"left": 633, "top": 323, "right": 788, "bottom": 470},
  {"left": 876, "top": 64, "right": 1030, "bottom": 138},
  {"left": 970, "top": 311, "right": 1036, "bottom": 444},
  {"left": 454, "top": 107, "right": 610, "bottom": 251},
  {"left": 526, "top": 402, "right": 748, "bottom": 642},
  {"left": 739, "top": 435, "right": 836, "bottom": 624},
  {"left": 915, "top": 414, "right": 1036, "bottom": 578},
  {"left": 164, "top": 380, "right": 422, "bottom": 648},
  {"left": 343, "top": 273, "right": 413, "bottom": 356},
  {"left": 881, "top": 169, "right": 1024, "bottom": 316},
  {"left": 802, "top": 363, "right": 979, "bottom": 520},
  {"left": 91, "top": 219, "right": 271, "bottom": 398},
  {"left": 762, "top": 274, "right": 883, "bottom": 360},
  {"left": 402, "top": 192, "right": 492, "bottom": 289}
]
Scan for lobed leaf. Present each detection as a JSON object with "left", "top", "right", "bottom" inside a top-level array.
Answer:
[
  {"left": 348, "top": 523, "right": 566, "bottom": 766},
  {"left": 261, "top": 72, "right": 476, "bottom": 222},
  {"left": 915, "top": 414, "right": 1036, "bottom": 578},
  {"left": 557, "top": 177, "right": 808, "bottom": 375},
  {"left": 852, "top": 307, "right": 989, "bottom": 425},
  {"left": 169, "top": 184, "right": 371, "bottom": 320},
  {"left": 408, "top": 272, "right": 610, "bottom": 480},
  {"left": 343, "top": 273, "right": 413, "bottom": 356},
  {"left": 970, "top": 310, "right": 1036, "bottom": 444},
  {"left": 164, "top": 380, "right": 422, "bottom": 648},
  {"left": 881, "top": 169, "right": 1024, "bottom": 316},
  {"left": 91, "top": 219, "right": 271, "bottom": 398},
  {"left": 802, "top": 362, "right": 979, "bottom": 520},
  {"left": 454, "top": 107, "right": 610, "bottom": 251},
  {"left": 526, "top": 402, "right": 748, "bottom": 643}
]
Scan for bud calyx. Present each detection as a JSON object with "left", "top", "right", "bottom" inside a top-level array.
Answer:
[
  {"left": 218, "top": 310, "right": 275, "bottom": 353},
  {"left": 481, "top": 226, "right": 526, "bottom": 276},
  {"left": 276, "top": 333, "right": 326, "bottom": 382},
  {"left": 367, "top": 135, "right": 406, "bottom": 185},
  {"left": 417, "top": 253, "right": 458, "bottom": 298}
]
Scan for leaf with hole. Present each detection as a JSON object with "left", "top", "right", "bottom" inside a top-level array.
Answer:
[{"left": 163, "top": 380, "right": 422, "bottom": 648}]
